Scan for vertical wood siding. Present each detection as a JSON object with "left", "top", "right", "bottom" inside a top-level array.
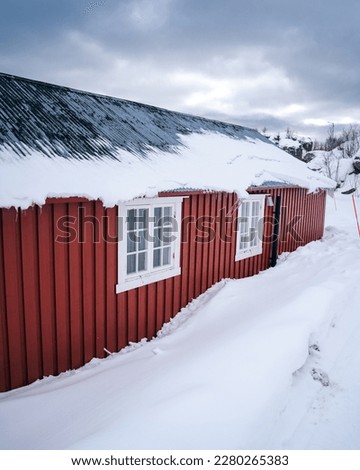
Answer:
[{"left": 0, "top": 188, "right": 327, "bottom": 391}]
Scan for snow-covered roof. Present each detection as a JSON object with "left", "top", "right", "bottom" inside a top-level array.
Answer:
[{"left": 0, "top": 73, "right": 335, "bottom": 209}]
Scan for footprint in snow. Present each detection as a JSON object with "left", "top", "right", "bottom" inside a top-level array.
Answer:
[{"left": 311, "top": 368, "right": 330, "bottom": 387}]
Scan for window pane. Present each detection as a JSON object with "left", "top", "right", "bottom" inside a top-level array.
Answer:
[
  {"left": 241, "top": 202, "right": 250, "bottom": 217},
  {"left": 240, "top": 240, "right": 247, "bottom": 250},
  {"left": 162, "top": 225, "right": 172, "bottom": 245},
  {"left": 163, "top": 207, "right": 172, "bottom": 227},
  {"left": 240, "top": 234, "right": 248, "bottom": 243},
  {"left": 253, "top": 202, "right": 260, "bottom": 216},
  {"left": 127, "top": 209, "right": 136, "bottom": 231},
  {"left": 138, "top": 229, "right": 147, "bottom": 251},
  {"left": 163, "top": 246, "right": 171, "bottom": 265},
  {"left": 127, "top": 254, "right": 136, "bottom": 274},
  {"left": 138, "top": 208, "right": 149, "bottom": 229},
  {"left": 239, "top": 219, "right": 248, "bottom": 234},
  {"left": 154, "top": 207, "right": 162, "bottom": 227},
  {"left": 138, "top": 252, "right": 147, "bottom": 272},
  {"left": 127, "top": 232, "right": 137, "bottom": 253},
  {"left": 164, "top": 206, "right": 172, "bottom": 217},
  {"left": 249, "top": 227, "right": 257, "bottom": 246},
  {"left": 153, "top": 248, "right": 161, "bottom": 268},
  {"left": 154, "top": 227, "right": 162, "bottom": 248}
]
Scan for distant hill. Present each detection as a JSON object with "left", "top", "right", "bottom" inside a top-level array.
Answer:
[
  {"left": 306, "top": 147, "right": 360, "bottom": 194},
  {"left": 261, "top": 128, "right": 360, "bottom": 194},
  {"left": 262, "top": 129, "right": 314, "bottom": 162}
]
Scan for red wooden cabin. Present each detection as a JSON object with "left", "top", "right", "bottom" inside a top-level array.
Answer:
[{"left": 0, "top": 73, "right": 335, "bottom": 392}]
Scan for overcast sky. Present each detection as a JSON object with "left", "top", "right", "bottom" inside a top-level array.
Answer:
[{"left": 1, "top": 0, "right": 359, "bottom": 140}]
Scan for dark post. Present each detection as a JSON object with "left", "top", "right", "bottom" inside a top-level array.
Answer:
[{"left": 270, "top": 195, "right": 281, "bottom": 267}]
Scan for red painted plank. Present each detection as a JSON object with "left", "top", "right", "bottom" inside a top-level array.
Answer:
[
  {"left": 223, "top": 193, "right": 233, "bottom": 279},
  {"left": 105, "top": 207, "right": 118, "bottom": 352},
  {"left": 127, "top": 289, "right": 138, "bottom": 343},
  {"left": 20, "top": 207, "right": 42, "bottom": 384},
  {"left": 228, "top": 193, "right": 236, "bottom": 279},
  {"left": 117, "top": 291, "right": 128, "bottom": 349},
  {"left": 180, "top": 198, "right": 191, "bottom": 308},
  {"left": 294, "top": 188, "right": 301, "bottom": 249},
  {"left": 147, "top": 284, "right": 157, "bottom": 339},
  {"left": 314, "top": 193, "right": 319, "bottom": 239},
  {"left": 218, "top": 193, "right": 227, "bottom": 281},
  {"left": 207, "top": 193, "right": 216, "bottom": 286},
  {"left": 2, "top": 208, "right": 27, "bottom": 389},
  {"left": 315, "top": 193, "right": 320, "bottom": 238},
  {"left": 299, "top": 189, "right": 307, "bottom": 243},
  {"left": 283, "top": 189, "right": 291, "bottom": 252},
  {"left": 248, "top": 255, "right": 254, "bottom": 279},
  {"left": 278, "top": 191, "right": 287, "bottom": 255},
  {"left": 280, "top": 189, "right": 288, "bottom": 253},
  {"left": 234, "top": 261, "right": 239, "bottom": 279},
  {"left": 187, "top": 196, "right": 197, "bottom": 303},
  {"left": 95, "top": 201, "right": 106, "bottom": 358},
  {"left": 53, "top": 203, "right": 71, "bottom": 374},
  {"left": 291, "top": 188, "right": 299, "bottom": 250},
  {"left": 213, "top": 193, "right": 222, "bottom": 285},
  {"left": 320, "top": 191, "right": 326, "bottom": 237},
  {"left": 303, "top": 191, "right": 310, "bottom": 244},
  {"left": 297, "top": 188, "right": 304, "bottom": 248},
  {"left": 308, "top": 192, "right": 314, "bottom": 242},
  {"left": 316, "top": 193, "right": 321, "bottom": 238},
  {"left": 194, "top": 194, "right": 203, "bottom": 299},
  {"left": 310, "top": 193, "right": 315, "bottom": 241},
  {"left": 37, "top": 204, "right": 57, "bottom": 378},
  {"left": 289, "top": 188, "right": 296, "bottom": 252},
  {"left": 156, "top": 280, "right": 165, "bottom": 333},
  {"left": 138, "top": 286, "right": 147, "bottom": 340},
  {"left": 308, "top": 192, "right": 313, "bottom": 242},
  {"left": 313, "top": 193, "right": 318, "bottom": 238},
  {"left": 201, "top": 193, "right": 211, "bottom": 292},
  {"left": 244, "top": 256, "right": 250, "bottom": 278},
  {"left": 172, "top": 274, "right": 181, "bottom": 319},
  {"left": 68, "top": 203, "right": 84, "bottom": 369},
  {"left": 82, "top": 202, "right": 96, "bottom": 363},
  {"left": 164, "top": 278, "right": 173, "bottom": 323},
  {"left": 0, "top": 210, "right": 10, "bottom": 391},
  {"left": 237, "top": 258, "right": 243, "bottom": 280}
]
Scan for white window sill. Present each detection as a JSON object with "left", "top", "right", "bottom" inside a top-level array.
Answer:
[
  {"left": 116, "top": 266, "right": 181, "bottom": 293},
  {"left": 235, "top": 246, "right": 262, "bottom": 262}
]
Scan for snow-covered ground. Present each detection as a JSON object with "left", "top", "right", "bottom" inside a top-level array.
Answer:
[{"left": 0, "top": 194, "right": 359, "bottom": 450}]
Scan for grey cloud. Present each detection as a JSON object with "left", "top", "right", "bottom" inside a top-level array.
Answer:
[{"left": 0, "top": 0, "right": 359, "bottom": 140}]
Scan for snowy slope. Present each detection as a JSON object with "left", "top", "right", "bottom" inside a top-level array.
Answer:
[{"left": 0, "top": 195, "right": 359, "bottom": 450}]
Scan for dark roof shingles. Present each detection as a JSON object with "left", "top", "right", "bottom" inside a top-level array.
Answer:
[{"left": 0, "top": 72, "right": 268, "bottom": 161}]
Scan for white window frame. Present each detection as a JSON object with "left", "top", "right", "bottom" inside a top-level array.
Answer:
[
  {"left": 235, "top": 194, "right": 265, "bottom": 262},
  {"left": 116, "top": 197, "right": 183, "bottom": 293}
]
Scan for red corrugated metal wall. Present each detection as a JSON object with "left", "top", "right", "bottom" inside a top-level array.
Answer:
[{"left": 0, "top": 188, "right": 326, "bottom": 392}]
